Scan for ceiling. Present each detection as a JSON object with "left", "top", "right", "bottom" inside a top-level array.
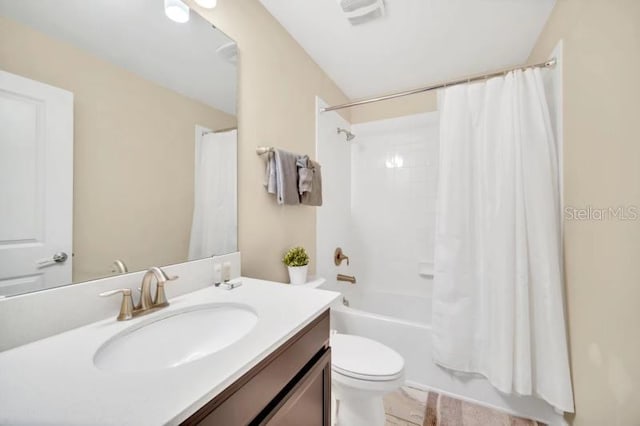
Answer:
[
  {"left": 0, "top": 0, "right": 237, "bottom": 114},
  {"left": 259, "top": 0, "right": 556, "bottom": 100}
]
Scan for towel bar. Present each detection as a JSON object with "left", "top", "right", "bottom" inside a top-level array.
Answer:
[{"left": 256, "top": 146, "right": 274, "bottom": 155}]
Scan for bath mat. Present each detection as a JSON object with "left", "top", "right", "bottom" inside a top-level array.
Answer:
[{"left": 383, "top": 387, "right": 546, "bottom": 426}]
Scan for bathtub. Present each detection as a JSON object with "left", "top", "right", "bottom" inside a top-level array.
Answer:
[{"left": 325, "top": 286, "right": 566, "bottom": 426}]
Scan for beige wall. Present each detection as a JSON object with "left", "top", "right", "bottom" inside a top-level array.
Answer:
[
  {"left": 0, "top": 16, "right": 236, "bottom": 282},
  {"left": 350, "top": 91, "right": 437, "bottom": 124},
  {"left": 528, "top": 1, "right": 640, "bottom": 424},
  {"left": 188, "top": 0, "right": 351, "bottom": 282}
]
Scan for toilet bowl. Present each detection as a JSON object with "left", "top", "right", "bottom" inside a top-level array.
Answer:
[{"left": 330, "top": 333, "right": 405, "bottom": 426}]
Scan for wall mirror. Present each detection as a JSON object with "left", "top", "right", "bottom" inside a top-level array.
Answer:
[{"left": 0, "top": 0, "right": 238, "bottom": 297}]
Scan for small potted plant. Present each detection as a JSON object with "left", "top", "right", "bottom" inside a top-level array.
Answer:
[{"left": 282, "top": 246, "right": 310, "bottom": 285}]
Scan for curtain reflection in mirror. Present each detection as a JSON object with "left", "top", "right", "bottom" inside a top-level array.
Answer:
[{"left": 188, "top": 128, "right": 238, "bottom": 260}]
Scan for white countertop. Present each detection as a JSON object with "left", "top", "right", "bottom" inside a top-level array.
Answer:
[{"left": 0, "top": 278, "right": 340, "bottom": 425}]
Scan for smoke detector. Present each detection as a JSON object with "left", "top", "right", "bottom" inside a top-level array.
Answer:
[{"left": 337, "top": 0, "right": 385, "bottom": 26}]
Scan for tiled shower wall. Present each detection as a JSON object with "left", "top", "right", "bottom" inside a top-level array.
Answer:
[{"left": 350, "top": 112, "right": 439, "bottom": 298}]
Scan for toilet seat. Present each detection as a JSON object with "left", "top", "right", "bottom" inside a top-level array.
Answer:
[{"left": 331, "top": 333, "right": 404, "bottom": 382}]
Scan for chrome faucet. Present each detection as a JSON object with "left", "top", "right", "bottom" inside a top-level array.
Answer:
[{"left": 99, "top": 266, "right": 178, "bottom": 321}]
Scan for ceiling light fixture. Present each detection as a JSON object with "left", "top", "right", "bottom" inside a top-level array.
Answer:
[
  {"left": 165, "top": 0, "right": 190, "bottom": 23},
  {"left": 385, "top": 155, "right": 404, "bottom": 169},
  {"left": 216, "top": 42, "right": 237, "bottom": 64},
  {"left": 337, "top": 0, "right": 385, "bottom": 26},
  {"left": 194, "top": 0, "right": 218, "bottom": 8}
]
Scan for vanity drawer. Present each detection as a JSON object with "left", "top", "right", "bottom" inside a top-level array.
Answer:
[
  {"left": 259, "top": 348, "right": 331, "bottom": 426},
  {"left": 183, "top": 309, "right": 330, "bottom": 426}
]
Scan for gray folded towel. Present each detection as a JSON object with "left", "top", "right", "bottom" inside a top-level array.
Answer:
[
  {"left": 301, "top": 160, "right": 322, "bottom": 206},
  {"left": 296, "top": 155, "right": 313, "bottom": 195},
  {"left": 272, "top": 149, "right": 300, "bottom": 205}
]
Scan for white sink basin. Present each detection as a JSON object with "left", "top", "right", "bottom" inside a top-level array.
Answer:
[{"left": 94, "top": 304, "right": 258, "bottom": 373}]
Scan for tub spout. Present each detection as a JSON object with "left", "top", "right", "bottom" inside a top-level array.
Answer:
[{"left": 337, "top": 274, "right": 356, "bottom": 284}]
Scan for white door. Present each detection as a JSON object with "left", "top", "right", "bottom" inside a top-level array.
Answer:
[{"left": 0, "top": 70, "right": 73, "bottom": 297}]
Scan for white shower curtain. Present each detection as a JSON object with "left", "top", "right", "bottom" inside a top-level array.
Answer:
[
  {"left": 432, "top": 68, "right": 574, "bottom": 412},
  {"left": 188, "top": 129, "right": 237, "bottom": 260}
]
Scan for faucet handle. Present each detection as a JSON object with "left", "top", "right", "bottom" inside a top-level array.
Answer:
[
  {"left": 99, "top": 288, "right": 131, "bottom": 297},
  {"left": 334, "top": 247, "right": 350, "bottom": 266},
  {"left": 154, "top": 275, "right": 179, "bottom": 307},
  {"left": 99, "top": 288, "right": 134, "bottom": 321}
]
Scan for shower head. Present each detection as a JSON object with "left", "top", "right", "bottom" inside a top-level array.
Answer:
[{"left": 337, "top": 127, "right": 356, "bottom": 141}]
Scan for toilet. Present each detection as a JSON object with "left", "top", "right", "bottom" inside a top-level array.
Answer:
[
  {"left": 330, "top": 333, "right": 405, "bottom": 426},
  {"left": 296, "top": 277, "right": 405, "bottom": 425}
]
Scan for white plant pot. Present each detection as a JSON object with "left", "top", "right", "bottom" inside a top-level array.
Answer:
[{"left": 288, "top": 265, "right": 308, "bottom": 285}]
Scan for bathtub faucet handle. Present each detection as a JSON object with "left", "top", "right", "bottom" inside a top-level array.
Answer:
[{"left": 334, "top": 247, "right": 350, "bottom": 266}]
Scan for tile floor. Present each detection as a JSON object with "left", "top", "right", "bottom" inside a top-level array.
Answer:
[
  {"left": 383, "top": 387, "right": 546, "bottom": 426},
  {"left": 384, "top": 387, "right": 429, "bottom": 425}
]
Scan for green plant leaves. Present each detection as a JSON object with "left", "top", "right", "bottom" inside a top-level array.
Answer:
[{"left": 282, "top": 246, "right": 309, "bottom": 267}]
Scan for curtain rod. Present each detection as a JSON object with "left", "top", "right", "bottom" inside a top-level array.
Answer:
[
  {"left": 322, "top": 58, "right": 557, "bottom": 112},
  {"left": 202, "top": 126, "right": 237, "bottom": 135}
]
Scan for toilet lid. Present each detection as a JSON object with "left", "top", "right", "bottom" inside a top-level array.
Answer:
[{"left": 331, "top": 334, "right": 404, "bottom": 381}]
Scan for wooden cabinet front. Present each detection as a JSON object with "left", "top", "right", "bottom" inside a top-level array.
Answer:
[
  {"left": 183, "top": 309, "right": 331, "bottom": 426},
  {"left": 260, "top": 349, "right": 331, "bottom": 426}
]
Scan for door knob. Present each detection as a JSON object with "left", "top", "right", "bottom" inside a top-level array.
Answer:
[
  {"left": 36, "top": 252, "right": 69, "bottom": 267},
  {"left": 52, "top": 252, "right": 68, "bottom": 263}
]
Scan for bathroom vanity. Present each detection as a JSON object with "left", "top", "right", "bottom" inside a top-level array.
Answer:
[
  {"left": 185, "top": 308, "right": 331, "bottom": 425},
  {"left": 0, "top": 277, "right": 339, "bottom": 425}
]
